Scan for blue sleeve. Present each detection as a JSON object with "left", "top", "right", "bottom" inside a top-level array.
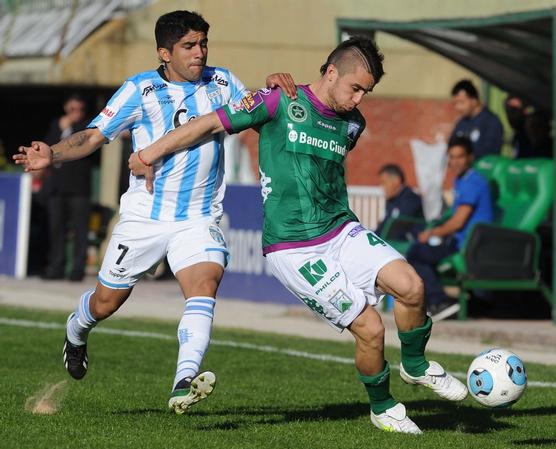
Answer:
[
  {"left": 224, "top": 69, "right": 250, "bottom": 103},
  {"left": 88, "top": 80, "right": 142, "bottom": 140},
  {"left": 457, "top": 178, "right": 482, "bottom": 207}
]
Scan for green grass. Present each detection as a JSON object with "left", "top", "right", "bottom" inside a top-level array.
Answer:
[{"left": 1, "top": 305, "right": 555, "bottom": 449}]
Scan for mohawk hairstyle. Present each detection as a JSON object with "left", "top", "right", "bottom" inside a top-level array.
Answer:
[{"left": 320, "top": 36, "right": 385, "bottom": 84}]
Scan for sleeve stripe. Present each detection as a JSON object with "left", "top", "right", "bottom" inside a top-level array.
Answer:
[{"left": 216, "top": 108, "right": 233, "bottom": 133}]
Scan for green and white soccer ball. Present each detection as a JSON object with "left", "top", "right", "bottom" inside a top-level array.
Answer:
[{"left": 467, "top": 348, "right": 527, "bottom": 408}]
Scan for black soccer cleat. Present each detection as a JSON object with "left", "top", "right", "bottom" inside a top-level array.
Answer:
[{"left": 62, "top": 336, "right": 88, "bottom": 380}]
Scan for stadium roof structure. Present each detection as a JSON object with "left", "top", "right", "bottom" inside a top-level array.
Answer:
[
  {"left": 338, "top": 9, "right": 554, "bottom": 113},
  {"left": 0, "top": 0, "right": 150, "bottom": 59}
]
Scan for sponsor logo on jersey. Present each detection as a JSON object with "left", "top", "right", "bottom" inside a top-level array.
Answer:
[
  {"left": 211, "top": 74, "right": 229, "bottom": 86},
  {"left": 314, "top": 271, "right": 340, "bottom": 296},
  {"left": 316, "top": 120, "right": 337, "bottom": 131},
  {"left": 348, "top": 224, "right": 365, "bottom": 238},
  {"left": 101, "top": 107, "right": 116, "bottom": 118},
  {"left": 241, "top": 91, "right": 264, "bottom": 112},
  {"left": 347, "top": 121, "right": 361, "bottom": 141},
  {"left": 142, "top": 82, "right": 168, "bottom": 97},
  {"left": 287, "top": 102, "right": 307, "bottom": 122},
  {"left": 288, "top": 130, "right": 347, "bottom": 156},
  {"left": 329, "top": 290, "right": 353, "bottom": 313},
  {"left": 259, "top": 167, "right": 272, "bottom": 203},
  {"left": 109, "top": 269, "right": 126, "bottom": 278},
  {"left": 209, "top": 225, "right": 225, "bottom": 244},
  {"left": 298, "top": 259, "right": 327, "bottom": 286},
  {"left": 158, "top": 95, "right": 175, "bottom": 105}
]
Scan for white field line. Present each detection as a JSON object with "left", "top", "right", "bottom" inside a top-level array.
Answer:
[{"left": 1, "top": 317, "right": 555, "bottom": 389}]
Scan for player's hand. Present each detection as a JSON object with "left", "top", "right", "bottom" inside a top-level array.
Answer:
[
  {"left": 128, "top": 151, "right": 155, "bottom": 194},
  {"left": 12, "top": 141, "right": 53, "bottom": 171},
  {"left": 418, "top": 229, "right": 432, "bottom": 243},
  {"left": 266, "top": 73, "right": 297, "bottom": 99}
]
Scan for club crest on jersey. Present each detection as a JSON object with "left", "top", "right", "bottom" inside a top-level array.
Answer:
[
  {"left": 287, "top": 102, "right": 307, "bottom": 123},
  {"left": 142, "top": 83, "right": 168, "bottom": 97},
  {"left": 241, "top": 92, "right": 264, "bottom": 113},
  {"left": 206, "top": 86, "right": 223, "bottom": 105},
  {"left": 347, "top": 121, "right": 361, "bottom": 140}
]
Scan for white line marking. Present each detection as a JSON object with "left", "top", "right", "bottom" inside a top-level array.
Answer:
[{"left": 1, "top": 317, "right": 555, "bottom": 388}]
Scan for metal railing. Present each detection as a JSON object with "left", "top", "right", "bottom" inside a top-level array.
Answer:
[{"left": 347, "top": 185, "right": 385, "bottom": 230}]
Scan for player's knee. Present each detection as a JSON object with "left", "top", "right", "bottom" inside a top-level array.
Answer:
[
  {"left": 359, "top": 323, "right": 385, "bottom": 351},
  {"left": 188, "top": 276, "right": 219, "bottom": 298},
  {"left": 396, "top": 269, "right": 425, "bottom": 308}
]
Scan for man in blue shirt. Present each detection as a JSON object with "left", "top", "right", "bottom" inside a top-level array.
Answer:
[
  {"left": 407, "top": 136, "right": 494, "bottom": 321},
  {"left": 450, "top": 80, "right": 503, "bottom": 160},
  {"left": 375, "top": 164, "right": 424, "bottom": 240}
]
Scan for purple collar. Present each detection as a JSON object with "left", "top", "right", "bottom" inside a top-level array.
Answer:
[{"left": 298, "top": 85, "right": 337, "bottom": 119}]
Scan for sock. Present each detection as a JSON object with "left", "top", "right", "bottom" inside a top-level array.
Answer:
[
  {"left": 398, "top": 315, "right": 432, "bottom": 377},
  {"left": 359, "top": 361, "right": 398, "bottom": 415},
  {"left": 173, "top": 296, "right": 215, "bottom": 390},
  {"left": 66, "top": 290, "right": 98, "bottom": 346}
]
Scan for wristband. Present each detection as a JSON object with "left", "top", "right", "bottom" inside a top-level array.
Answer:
[{"left": 137, "top": 150, "right": 151, "bottom": 167}]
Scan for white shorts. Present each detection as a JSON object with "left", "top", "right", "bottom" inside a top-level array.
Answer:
[
  {"left": 98, "top": 214, "right": 228, "bottom": 289},
  {"left": 266, "top": 222, "right": 404, "bottom": 331}
]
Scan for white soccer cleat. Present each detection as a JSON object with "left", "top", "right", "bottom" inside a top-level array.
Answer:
[
  {"left": 168, "top": 371, "right": 216, "bottom": 415},
  {"left": 400, "top": 360, "right": 468, "bottom": 401},
  {"left": 370, "top": 403, "right": 422, "bottom": 434}
]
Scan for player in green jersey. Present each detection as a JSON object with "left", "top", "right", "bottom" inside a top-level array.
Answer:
[{"left": 128, "top": 37, "right": 467, "bottom": 434}]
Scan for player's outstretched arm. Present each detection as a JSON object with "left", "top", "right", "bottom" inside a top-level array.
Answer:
[
  {"left": 13, "top": 128, "right": 107, "bottom": 171},
  {"left": 129, "top": 111, "right": 225, "bottom": 193}
]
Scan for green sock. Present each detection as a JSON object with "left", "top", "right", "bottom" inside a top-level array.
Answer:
[
  {"left": 398, "top": 315, "right": 432, "bottom": 377},
  {"left": 359, "top": 361, "right": 397, "bottom": 415}
]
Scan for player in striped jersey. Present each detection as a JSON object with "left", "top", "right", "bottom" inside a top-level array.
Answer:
[{"left": 14, "top": 10, "right": 296, "bottom": 414}]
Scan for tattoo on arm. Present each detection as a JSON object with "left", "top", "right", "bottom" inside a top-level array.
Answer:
[{"left": 67, "top": 131, "right": 88, "bottom": 149}]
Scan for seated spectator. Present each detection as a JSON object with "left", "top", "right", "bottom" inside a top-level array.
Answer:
[
  {"left": 450, "top": 80, "right": 503, "bottom": 160},
  {"left": 406, "top": 136, "right": 494, "bottom": 321},
  {"left": 375, "top": 164, "right": 424, "bottom": 240}
]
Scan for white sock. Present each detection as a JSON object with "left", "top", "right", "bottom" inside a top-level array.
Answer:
[
  {"left": 173, "top": 296, "right": 215, "bottom": 390},
  {"left": 66, "top": 290, "right": 98, "bottom": 346}
]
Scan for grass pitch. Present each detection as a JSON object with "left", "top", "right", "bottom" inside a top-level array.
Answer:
[{"left": 1, "top": 305, "right": 555, "bottom": 449}]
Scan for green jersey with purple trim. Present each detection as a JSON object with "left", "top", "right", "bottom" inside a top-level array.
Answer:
[{"left": 216, "top": 86, "right": 365, "bottom": 250}]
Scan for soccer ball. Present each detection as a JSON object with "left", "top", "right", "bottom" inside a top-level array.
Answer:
[{"left": 467, "top": 348, "right": 527, "bottom": 408}]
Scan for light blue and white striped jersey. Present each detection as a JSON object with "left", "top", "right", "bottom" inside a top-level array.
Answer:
[{"left": 89, "top": 66, "right": 248, "bottom": 222}]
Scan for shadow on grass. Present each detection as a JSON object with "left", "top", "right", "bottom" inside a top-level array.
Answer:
[{"left": 114, "top": 400, "right": 556, "bottom": 435}]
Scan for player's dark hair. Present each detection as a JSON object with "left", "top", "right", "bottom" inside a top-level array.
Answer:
[
  {"left": 448, "top": 135, "right": 474, "bottom": 155},
  {"left": 451, "top": 79, "right": 479, "bottom": 99},
  {"left": 379, "top": 164, "right": 405, "bottom": 183},
  {"left": 320, "top": 36, "right": 385, "bottom": 84},
  {"left": 155, "top": 10, "right": 209, "bottom": 50}
]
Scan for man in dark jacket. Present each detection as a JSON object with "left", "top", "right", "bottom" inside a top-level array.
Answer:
[
  {"left": 450, "top": 80, "right": 503, "bottom": 160},
  {"left": 375, "top": 164, "right": 424, "bottom": 240},
  {"left": 42, "top": 94, "right": 98, "bottom": 281}
]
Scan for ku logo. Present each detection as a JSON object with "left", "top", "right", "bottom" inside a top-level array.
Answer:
[{"left": 298, "top": 259, "right": 327, "bottom": 286}]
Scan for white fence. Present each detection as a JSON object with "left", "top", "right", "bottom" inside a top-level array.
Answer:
[{"left": 348, "top": 186, "right": 385, "bottom": 230}]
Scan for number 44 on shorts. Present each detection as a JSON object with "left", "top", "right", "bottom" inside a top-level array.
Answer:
[{"left": 367, "top": 233, "right": 386, "bottom": 247}]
